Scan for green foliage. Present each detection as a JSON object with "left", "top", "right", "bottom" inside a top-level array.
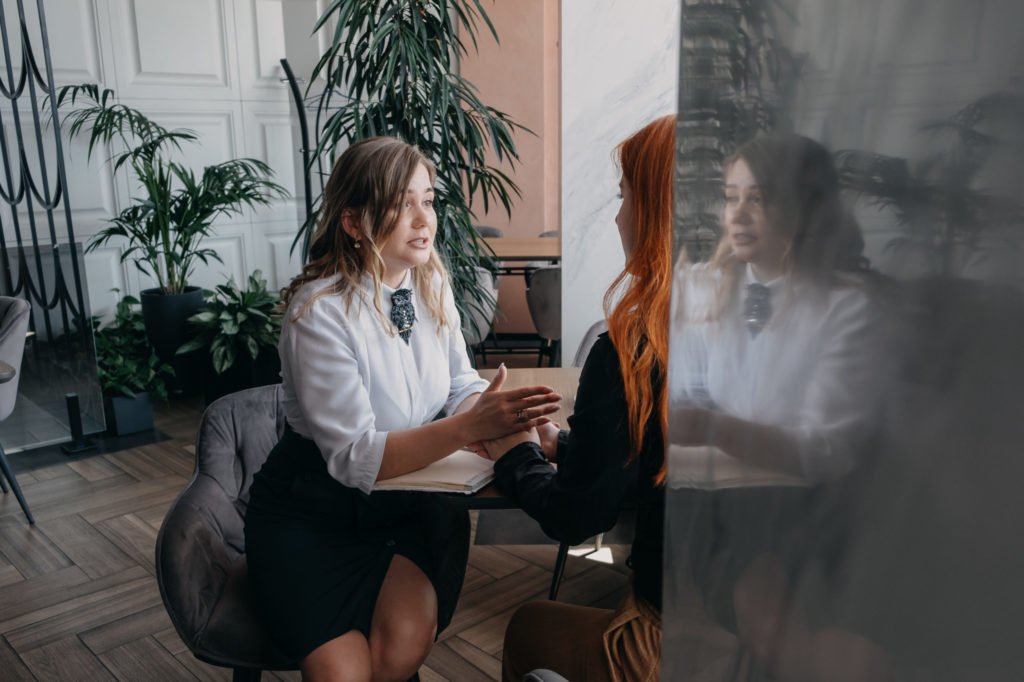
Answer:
[
  {"left": 93, "top": 295, "right": 174, "bottom": 401},
  {"left": 303, "top": 0, "right": 525, "bottom": 321},
  {"left": 57, "top": 84, "right": 289, "bottom": 294},
  {"left": 178, "top": 270, "right": 282, "bottom": 375}
]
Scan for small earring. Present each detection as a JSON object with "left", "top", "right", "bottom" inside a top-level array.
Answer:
[{"left": 354, "top": 240, "right": 361, "bottom": 249}]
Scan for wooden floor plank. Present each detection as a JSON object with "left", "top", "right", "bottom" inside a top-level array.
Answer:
[
  {"left": 67, "top": 457, "right": 125, "bottom": 483},
  {"left": 20, "top": 635, "right": 116, "bottom": 681},
  {"left": 36, "top": 514, "right": 136, "bottom": 580},
  {"left": 468, "top": 545, "right": 532, "bottom": 579},
  {"left": 0, "top": 565, "right": 93, "bottom": 625},
  {"left": 153, "top": 627, "right": 188, "bottom": 657},
  {"left": 0, "top": 560, "right": 23, "bottom": 589},
  {"left": 0, "top": 518, "right": 73, "bottom": 579},
  {"left": 104, "top": 446, "right": 188, "bottom": 482},
  {"left": 4, "top": 573, "right": 159, "bottom": 651},
  {"left": 171, "top": 652, "right": 233, "bottom": 682},
  {"left": 443, "top": 565, "right": 550, "bottom": 638},
  {"left": 443, "top": 637, "right": 502, "bottom": 680},
  {"left": 95, "top": 514, "right": 160, "bottom": 575},
  {"left": 422, "top": 640, "right": 496, "bottom": 682},
  {"left": 72, "top": 477, "right": 188, "bottom": 526},
  {"left": 99, "top": 636, "right": 201, "bottom": 681},
  {"left": 0, "top": 635, "right": 35, "bottom": 681},
  {"left": 78, "top": 604, "right": 175, "bottom": 655}
]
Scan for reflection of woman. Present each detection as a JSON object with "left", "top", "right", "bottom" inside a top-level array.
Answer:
[
  {"left": 670, "top": 132, "right": 878, "bottom": 482},
  {"left": 669, "top": 133, "right": 886, "bottom": 678},
  {"left": 243, "top": 137, "right": 560, "bottom": 682},
  {"left": 479, "top": 115, "right": 675, "bottom": 682}
]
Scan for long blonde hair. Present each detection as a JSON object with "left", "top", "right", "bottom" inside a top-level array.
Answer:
[{"left": 282, "top": 137, "right": 450, "bottom": 332}]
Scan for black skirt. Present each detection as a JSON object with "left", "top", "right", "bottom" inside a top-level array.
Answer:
[{"left": 243, "top": 426, "right": 471, "bottom": 662}]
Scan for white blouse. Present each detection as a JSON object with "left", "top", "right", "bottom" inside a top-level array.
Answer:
[
  {"left": 670, "top": 263, "right": 885, "bottom": 482},
  {"left": 279, "top": 271, "right": 489, "bottom": 493}
]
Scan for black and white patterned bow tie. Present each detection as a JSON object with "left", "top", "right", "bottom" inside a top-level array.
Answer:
[
  {"left": 390, "top": 288, "right": 416, "bottom": 344},
  {"left": 743, "top": 283, "right": 772, "bottom": 338}
]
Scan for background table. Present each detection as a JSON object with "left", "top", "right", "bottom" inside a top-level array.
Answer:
[{"left": 482, "top": 237, "right": 561, "bottom": 263}]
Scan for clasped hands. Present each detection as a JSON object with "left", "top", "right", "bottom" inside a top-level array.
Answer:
[{"left": 464, "top": 365, "right": 563, "bottom": 463}]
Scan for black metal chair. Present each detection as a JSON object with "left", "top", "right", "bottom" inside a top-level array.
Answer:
[
  {"left": 155, "top": 385, "right": 296, "bottom": 681},
  {"left": 0, "top": 296, "right": 34, "bottom": 524}
]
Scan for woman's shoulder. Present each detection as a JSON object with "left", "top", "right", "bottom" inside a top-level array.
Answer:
[{"left": 285, "top": 275, "right": 351, "bottom": 321}]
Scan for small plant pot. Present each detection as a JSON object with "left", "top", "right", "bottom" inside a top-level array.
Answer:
[
  {"left": 104, "top": 391, "right": 154, "bottom": 436},
  {"left": 140, "top": 287, "right": 204, "bottom": 363}
]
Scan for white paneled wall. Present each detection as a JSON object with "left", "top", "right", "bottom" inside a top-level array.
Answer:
[{"left": 3, "top": 0, "right": 305, "bottom": 320}]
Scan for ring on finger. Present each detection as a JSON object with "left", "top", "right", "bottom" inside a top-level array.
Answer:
[{"left": 515, "top": 408, "right": 527, "bottom": 423}]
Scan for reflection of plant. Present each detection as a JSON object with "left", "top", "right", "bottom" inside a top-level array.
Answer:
[
  {"left": 178, "top": 271, "right": 281, "bottom": 375},
  {"left": 301, "top": 0, "right": 522, "bottom": 321},
  {"left": 93, "top": 295, "right": 174, "bottom": 401},
  {"left": 834, "top": 91, "right": 1024, "bottom": 275},
  {"left": 678, "top": 0, "right": 804, "bottom": 259},
  {"left": 58, "top": 84, "right": 288, "bottom": 294}
]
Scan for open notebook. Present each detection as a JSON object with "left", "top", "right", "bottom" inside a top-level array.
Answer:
[
  {"left": 666, "top": 444, "right": 808, "bottom": 491},
  {"left": 373, "top": 449, "right": 495, "bottom": 494}
]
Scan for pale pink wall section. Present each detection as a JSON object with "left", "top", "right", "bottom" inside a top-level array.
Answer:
[{"left": 459, "top": 0, "right": 561, "bottom": 333}]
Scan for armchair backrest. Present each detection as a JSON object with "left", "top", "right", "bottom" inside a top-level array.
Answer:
[{"left": 0, "top": 296, "right": 31, "bottom": 422}]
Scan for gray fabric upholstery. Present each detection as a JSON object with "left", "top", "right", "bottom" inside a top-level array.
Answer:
[
  {"left": 525, "top": 266, "right": 561, "bottom": 341},
  {"left": 474, "top": 224, "right": 505, "bottom": 238},
  {"left": 572, "top": 320, "right": 607, "bottom": 369},
  {"left": 524, "top": 670, "right": 570, "bottom": 682},
  {"left": 462, "top": 266, "right": 499, "bottom": 348},
  {"left": 0, "top": 296, "right": 31, "bottom": 421},
  {"left": 156, "top": 384, "right": 295, "bottom": 672}
]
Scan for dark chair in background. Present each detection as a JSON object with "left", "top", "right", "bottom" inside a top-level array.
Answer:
[
  {"left": 473, "top": 224, "right": 505, "bottom": 238},
  {"left": 462, "top": 266, "right": 499, "bottom": 368},
  {"left": 156, "top": 385, "right": 295, "bottom": 682},
  {"left": 525, "top": 266, "right": 561, "bottom": 367},
  {"left": 0, "top": 296, "right": 34, "bottom": 524}
]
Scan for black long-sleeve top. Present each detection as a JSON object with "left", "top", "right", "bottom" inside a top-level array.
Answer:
[{"left": 493, "top": 333, "right": 665, "bottom": 610}]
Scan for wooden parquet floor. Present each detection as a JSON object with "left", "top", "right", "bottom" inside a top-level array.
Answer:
[{"left": 0, "top": 397, "right": 629, "bottom": 681}]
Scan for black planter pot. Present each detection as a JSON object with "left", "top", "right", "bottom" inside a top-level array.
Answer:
[
  {"left": 140, "top": 287, "right": 205, "bottom": 395},
  {"left": 203, "top": 349, "right": 282, "bottom": 406},
  {"left": 140, "top": 286, "right": 204, "bottom": 361},
  {"left": 104, "top": 391, "right": 154, "bottom": 436}
]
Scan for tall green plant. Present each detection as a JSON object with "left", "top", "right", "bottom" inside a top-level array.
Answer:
[
  {"left": 58, "top": 84, "right": 288, "bottom": 294},
  {"left": 304, "top": 0, "right": 527, "bottom": 323}
]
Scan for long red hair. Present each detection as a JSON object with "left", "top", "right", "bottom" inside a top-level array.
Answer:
[{"left": 604, "top": 114, "right": 674, "bottom": 484}]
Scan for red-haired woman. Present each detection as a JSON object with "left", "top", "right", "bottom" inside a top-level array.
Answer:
[{"left": 478, "top": 114, "right": 675, "bottom": 682}]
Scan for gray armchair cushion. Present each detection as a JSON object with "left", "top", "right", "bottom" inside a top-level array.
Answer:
[
  {"left": 156, "top": 384, "right": 294, "bottom": 671},
  {"left": 0, "top": 296, "right": 31, "bottom": 421}
]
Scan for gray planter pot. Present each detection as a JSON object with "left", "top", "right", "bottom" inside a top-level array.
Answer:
[{"left": 104, "top": 391, "right": 154, "bottom": 436}]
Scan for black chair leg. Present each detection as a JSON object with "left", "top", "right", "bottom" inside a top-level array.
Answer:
[
  {"left": 232, "top": 668, "right": 261, "bottom": 682},
  {"left": 549, "top": 541, "right": 570, "bottom": 600},
  {"left": 0, "top": 444, "right": 34, "bottom": 524}
]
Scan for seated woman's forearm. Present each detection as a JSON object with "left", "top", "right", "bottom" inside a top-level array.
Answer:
[
  {"left": 377, "top": 412, "right": 478, "bottom": 481},
  {"left": 707, "top": 411, "right": 805, "bottom": 477}
]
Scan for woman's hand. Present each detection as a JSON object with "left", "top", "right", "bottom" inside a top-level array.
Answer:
[
  {"left": 537, "top": 422, "right": 561, "bottom": 461},
  {"left": 462, "top": 365, "right": 562, "bottom": 443},
  {"left": 478, "top": 428, "right": 540, "bottom": 461}
]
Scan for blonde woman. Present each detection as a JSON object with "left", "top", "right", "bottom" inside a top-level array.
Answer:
[{"left": 243, "top": 137, "right": 560, "bottom": 682}]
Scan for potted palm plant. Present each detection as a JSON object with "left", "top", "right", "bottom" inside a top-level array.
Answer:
[
  {"left": 93, "top": 294, "right": 175, "bottom": 436},
  {"left": 297, "top": 0, "right": 526, "bottom": 327},
  {"left": 177, "top": 270, "right": 283, "bottom": 404},
  {"left": 58, "top": 84, "right": 288, "bottom": 368}
]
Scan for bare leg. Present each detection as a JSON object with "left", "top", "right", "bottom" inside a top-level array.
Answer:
[
  {"left": 368, "top": 554, "right": 438, "bottom": 682},
  {"left": 301, "top": 630, "right": 373, "bottom": 682}
]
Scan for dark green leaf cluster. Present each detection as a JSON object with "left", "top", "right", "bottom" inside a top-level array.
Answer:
[
  {"left": 178, "top": 270, "right": 282, "bottom": 375},
  {"left": 92, "top": 295, "right": 174, "bottom": 402},
  {"left": 58, "top": 84, "right": 290, "bottom": 294},
  {"left": 304, "top": 0, "right": 524, "bottom": 321}
]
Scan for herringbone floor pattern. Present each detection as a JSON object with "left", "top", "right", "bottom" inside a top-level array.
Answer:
[{"left": 0, "top": 397, "right": 629, "bottom": 681}]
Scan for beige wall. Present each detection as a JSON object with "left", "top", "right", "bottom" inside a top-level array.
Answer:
[{"left": 459, "top": 0, "right": 561, "bottom": 333}]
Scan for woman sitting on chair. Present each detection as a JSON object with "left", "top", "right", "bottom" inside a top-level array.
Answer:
[
  {"left": 243, "top": 137, "right": 561, "bottom": 682},
  {"left": 479, "top": 114, "right": 676, "bottom": 682}
]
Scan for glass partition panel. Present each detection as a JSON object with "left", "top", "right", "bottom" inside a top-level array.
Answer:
[{"left": 665, "top": 1, "right": 1024, "bottom": 679}]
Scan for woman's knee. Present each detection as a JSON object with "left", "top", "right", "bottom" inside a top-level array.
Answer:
[
  {"left": 302, "top": 631, "right": 372, "bottom": 682},
  {"left": 369, "top": 616, "right": 434, "bottom": 680}
]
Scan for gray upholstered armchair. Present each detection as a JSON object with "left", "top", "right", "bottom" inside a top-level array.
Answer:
[
  {"left": 0, "top": 295, "right": 33, "bottom": 524},
  {"left": 155, "top": 384, "right": 296, "bottom": 681}
]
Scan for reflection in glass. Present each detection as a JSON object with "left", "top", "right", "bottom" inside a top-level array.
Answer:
[{"left": 666, "top": 1, "right": 1024, "bottom": 680}]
